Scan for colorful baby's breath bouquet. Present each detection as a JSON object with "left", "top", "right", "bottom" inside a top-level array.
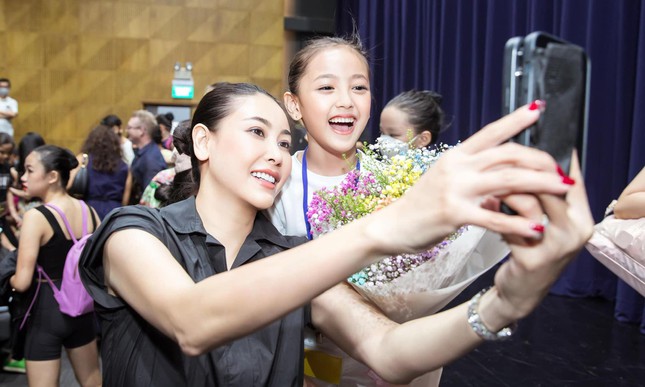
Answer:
[{"left": 307, "top": 139, "right": 510, "bottom": 322}]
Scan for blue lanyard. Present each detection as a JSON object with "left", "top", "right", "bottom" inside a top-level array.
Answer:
[{"left": 301, "top": 147, "right": 360, "bottom": 240}]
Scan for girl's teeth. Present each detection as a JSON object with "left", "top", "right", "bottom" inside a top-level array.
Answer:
[{"left": 329, "top": 118, "right": 354, "bottom": 124}]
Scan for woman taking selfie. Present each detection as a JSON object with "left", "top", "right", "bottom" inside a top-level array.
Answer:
[{"left": 80, "top": 82, "right": 592, "bottom": 386}]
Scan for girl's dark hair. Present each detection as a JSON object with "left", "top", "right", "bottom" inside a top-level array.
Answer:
[
  {"left": 32, "top": 145, "right": 79, "bottom": 188},
  {"left": 0, "top": 132, "right": 14, "bottom": 147},
  {"left": 80, "top": 125, "right": 123, "bottom": 173},
  {"left": 287, "top": 35, "right": 369, "bottom": 96},
  {"left": 175, "top": 82, "right": 280, "bottom": 196},
  {"left": 100, "top": 114, "right": 122, "bottom": 128},
  {"left": 384, "top": 90, "right": 445, "bottom": 145},
  {"left": 17, "top": 132, "right": 46, "bottom": 178}
]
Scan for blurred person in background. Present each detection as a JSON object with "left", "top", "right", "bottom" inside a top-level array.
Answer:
[
  {"left": 69, "top": 125, "right": 131, "bottom": 219},
  {"left": 10, "top": 145, "right": 101, "bottom": 386},
  {"left": 101, "top": 114, "right": 135, "bottom": 166},
  {"left": 378, "top": 90, "right": 445, "bottom": 152},
  {"left": 7, "top": 132, "right": 46, "bottom": 232},
  {"left": 156, "top": 113, "right": 175, "bottom": 151},
  {"left": 126, "top": 110, "right": 166, "bottom": 204},
  {"left": 0, "top": 78, "right": 18, "bottom": 138}
]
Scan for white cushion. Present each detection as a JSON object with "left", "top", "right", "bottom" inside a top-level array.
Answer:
[{"left": 586, "top": 215, "right": 645, "bottom": 297}]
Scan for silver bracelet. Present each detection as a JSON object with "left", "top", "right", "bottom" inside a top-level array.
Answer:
[{"left": 467, "top": 287, "right": 517, "bottom": 341}]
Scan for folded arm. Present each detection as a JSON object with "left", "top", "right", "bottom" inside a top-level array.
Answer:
[{"left": 614, "top": 167, "right": 645, "bottom": 219}]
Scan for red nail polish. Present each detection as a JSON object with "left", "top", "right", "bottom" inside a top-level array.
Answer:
[
  {"left": 556, "top": 164, "right": 566, "bottom": 177},
  {"left": 530, "top": 223, "right": 545, "bottom": 233},
  {"left": 528, "top": 100, "right": 546, "bottom": 111},
  {"left": 562, "top": 176, "right": 575, "bottom": 185}
]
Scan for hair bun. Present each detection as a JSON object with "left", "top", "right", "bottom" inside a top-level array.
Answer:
[
  {"left": 423, "top": 90, "right": 443, "bottom": 105},
  {"left": 66, "top": 149, "right": 80, "bottom": 170}
]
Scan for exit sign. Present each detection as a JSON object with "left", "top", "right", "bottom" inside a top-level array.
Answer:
[{"left": 172, "top": 79, "right": 194, "bottom": 99}]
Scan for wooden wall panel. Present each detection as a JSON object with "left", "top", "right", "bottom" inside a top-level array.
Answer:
[{"left": 0, "top": 0, "right": 285, "bottom": 152}]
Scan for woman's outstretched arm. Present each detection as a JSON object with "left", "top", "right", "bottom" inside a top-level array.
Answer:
[{"left": 102, "top": 104, "right": 576, "bottom": 357}]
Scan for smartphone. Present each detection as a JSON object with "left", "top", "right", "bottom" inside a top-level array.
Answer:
[{"left": 502, "top": 31, "right": 590, "bottom": 175}]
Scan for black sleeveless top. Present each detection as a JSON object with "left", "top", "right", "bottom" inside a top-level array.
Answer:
[
  {"left": 35, "top": 205, "right": 97, "bottom": 279},
  {"left": 80, "top": 197, "right": 310, "bottom": 387}
]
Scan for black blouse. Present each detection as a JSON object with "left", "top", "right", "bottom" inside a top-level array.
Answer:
[{"left": 80, "top": 197, "right": 309, "bottom": 387}]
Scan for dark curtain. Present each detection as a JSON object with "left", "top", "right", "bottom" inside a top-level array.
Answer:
[{"left": 336, "top": 0, "right": 645, "bottom": 333}]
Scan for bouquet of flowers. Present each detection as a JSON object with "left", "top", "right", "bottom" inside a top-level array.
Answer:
[{"left": 307, "top": 140, "right": 510, "bottom": 323}]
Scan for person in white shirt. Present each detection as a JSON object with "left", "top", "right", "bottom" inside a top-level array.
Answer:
[{"left": 0, "top": 78, "right": 18, "bottom": 137}]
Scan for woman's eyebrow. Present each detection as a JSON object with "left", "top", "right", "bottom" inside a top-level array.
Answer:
[{"left": 245, "top": 116, "right": 271, "bottom": 127}]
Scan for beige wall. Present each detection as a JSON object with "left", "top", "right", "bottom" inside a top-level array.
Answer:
[{"left": 0, "top": 0, "right": 285, "bottom": 151}]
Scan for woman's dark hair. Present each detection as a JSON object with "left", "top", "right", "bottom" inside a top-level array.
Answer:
[
  {"left": 100, "top": 114, "right": 122, "bottom": 128},
  {"left": 177, "top": 82, "right": 281, "bottom": 194},
  {"left": 151, "top": 125, "right": 163, "bottom": 145},
  {"left": 162, "top": 120, "right": 195, "bottom": 202},
  {"left": 287, "top": 35, "right": 369, "bottom": 96},
  {"left": 80, "top": 125, "right": 123, "bottom": 173},
  {"left": 17, "top": 132, "right": 46, "bottom": 178},
  {"left": 32, "top": 145, "right": 79, "bottom": 188},
  {"left": 155, "top": 169, "right": 193, "bottom": 208},
  {"left": 156, "top": 113, "right": 173, "bottom": 130},
  {"left": 384, "top": 90, "right": 445, "bottom": 145}
]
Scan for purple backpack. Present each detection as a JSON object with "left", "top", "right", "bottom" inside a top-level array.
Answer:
[
  {"left": 41, "top": 201, "right": 95, "bottom": 317},
  {"left": 20, "top": 202, "right": 95, "bottom": 328},
  {"left": 21, "top": 202, "right": 95, "bottom": 327}
]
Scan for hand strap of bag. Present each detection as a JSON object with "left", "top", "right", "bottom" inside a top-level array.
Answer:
[{"left": 19, "top": 268, "right": 43, "bottom": 330}]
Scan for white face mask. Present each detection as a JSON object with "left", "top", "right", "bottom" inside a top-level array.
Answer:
[
  {"left": 375, "top": 134, "right": 411, "bottom": 159},
  {"left": 0, "top": 88, "right": 8, "bottom": 97}
]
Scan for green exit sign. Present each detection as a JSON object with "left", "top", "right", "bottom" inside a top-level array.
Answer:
[{"left": 172, "top": 80, "right": 194, "bottom": 99}]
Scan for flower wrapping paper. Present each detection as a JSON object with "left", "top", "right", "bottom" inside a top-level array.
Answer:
[
  {"left": 349, "top": 226, "right": 509, "bottom": 323},
  {"left": 308, "top": 142, "right": 510, "bottom": 323}
]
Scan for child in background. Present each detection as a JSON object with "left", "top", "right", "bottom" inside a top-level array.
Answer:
[{"left": 378, "top": 90, "right": 445, "bottom": 154}]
